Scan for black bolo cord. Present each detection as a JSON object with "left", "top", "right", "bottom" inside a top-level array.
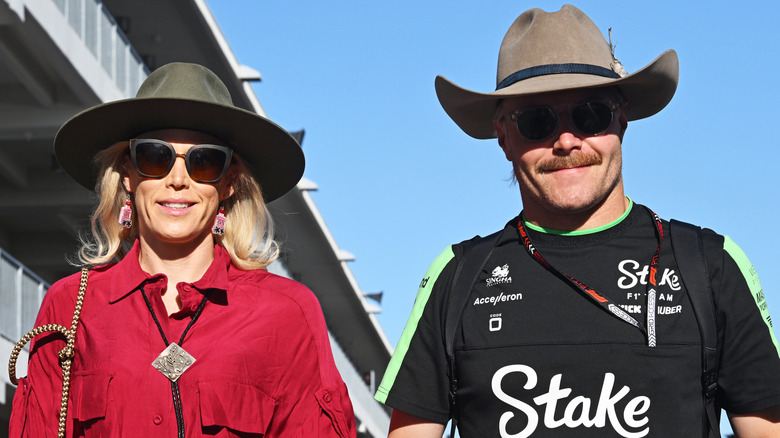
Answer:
[{"left": 140, "top": 287, "right": 210, "bottom": 438}]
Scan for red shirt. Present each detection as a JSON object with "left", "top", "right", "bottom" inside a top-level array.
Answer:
[{"left": 10, "top": 242, "right": 356, "bottom": 437}]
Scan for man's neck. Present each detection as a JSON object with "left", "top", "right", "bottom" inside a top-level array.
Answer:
[{"left": 522, "top": 192, "right": 630, "bottom": 232}]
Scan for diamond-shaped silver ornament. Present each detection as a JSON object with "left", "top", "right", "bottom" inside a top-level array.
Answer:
[{"left": 152, "top": 343, "right": 195, "bottom": 382}]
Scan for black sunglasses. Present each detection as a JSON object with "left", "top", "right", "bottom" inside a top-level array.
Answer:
[
  {"left": 129, "top": 139, "right": 233, "bottom": 184},
  {"left": 508, "top": 101, "right": 619, "bottom": 142}
]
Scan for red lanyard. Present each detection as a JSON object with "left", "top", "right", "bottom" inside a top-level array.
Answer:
[{"left": 517, "top": 207, "right": 664, "bottom": 347}]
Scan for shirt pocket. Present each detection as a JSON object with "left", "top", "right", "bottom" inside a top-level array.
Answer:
[
  {"left": 198, "top": 379, "right": 277, "bottom": 435},
  {"left": 70, "top": 370, "right": 114, "bottom": 433}
]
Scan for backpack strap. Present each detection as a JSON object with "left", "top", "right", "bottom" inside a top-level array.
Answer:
[
  {"left": 445, "top": 230, "right": 502, "bottom": 435},
  {"left": 670, "top": 219, "right": 720, "bottom": 437}
]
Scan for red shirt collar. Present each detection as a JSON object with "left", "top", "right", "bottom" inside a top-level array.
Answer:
[{"left": 106, "top": 240, "right": 232, "bottom": 311}]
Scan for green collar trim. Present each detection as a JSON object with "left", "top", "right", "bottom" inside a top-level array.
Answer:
[{"left": 523, "top": 198, "right": 634, "bottom": 236}]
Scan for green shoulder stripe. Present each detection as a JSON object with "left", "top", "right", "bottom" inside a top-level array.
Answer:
[
  {"left": 724, "top": 236, "right": 780, "bottom": 357},
  {"left": 375, "top": 246, "right": 455, "bottom": 404}
]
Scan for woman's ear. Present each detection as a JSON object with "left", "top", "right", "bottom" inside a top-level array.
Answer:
[
  {"left": 121, "top": 156, "right": 133, "bottom": 193},
  {"left": 219, "top": 164, "right": 237, "bottom": 201},
  {"left": 220, "top": 185, "right": 235, "bottom": 202}
]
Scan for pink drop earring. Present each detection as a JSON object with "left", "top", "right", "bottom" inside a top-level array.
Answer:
[
  {"left": 118, "top": 194, "right": 133, "bottom": 228},
  {"left": 212, "top": 206, "right": 226, "bottom": 235}
]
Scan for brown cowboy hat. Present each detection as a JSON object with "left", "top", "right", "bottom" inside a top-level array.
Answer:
[
  {"left": 54, "top": 62, "right": 304, "bottom": 202},
  {"left": 436, "top": 4, "right": 679, "bottom": 139}
]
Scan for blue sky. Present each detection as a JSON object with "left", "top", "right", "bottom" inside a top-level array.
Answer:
[{"left": 207, "top": 2, "right": 778, "bottom": 435}]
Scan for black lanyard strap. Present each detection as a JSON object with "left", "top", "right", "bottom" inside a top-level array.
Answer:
[
  {"left": 140, "top": 286, "right": 210, "bottom": 438},
  {"left": 517, "top": 206, "right": 664, "bottom": 347}
]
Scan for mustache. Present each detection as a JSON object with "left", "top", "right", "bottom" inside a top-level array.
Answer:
[{"left": 536, "top": 153, "right": 602, "bottom": 173}]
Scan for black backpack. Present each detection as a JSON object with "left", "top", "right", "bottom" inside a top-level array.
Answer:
[{"left": 444, "top": 219, "right": 720, "bottom": 437}]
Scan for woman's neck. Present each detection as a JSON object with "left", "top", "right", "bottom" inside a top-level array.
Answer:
[{"left": 137, "top": 235, "right": 215, "bottom": 315}]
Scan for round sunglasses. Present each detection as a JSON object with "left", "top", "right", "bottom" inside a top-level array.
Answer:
[
  {"left": 129, "top": 139, "right": 233, "bottom": 184},
  {"left": 508, "top": 101, "right": 620, "bottom": 142}
]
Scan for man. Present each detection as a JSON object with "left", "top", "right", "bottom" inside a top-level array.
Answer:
[{"left": 375, "top": 5, "right": 780, "bottom": 438}]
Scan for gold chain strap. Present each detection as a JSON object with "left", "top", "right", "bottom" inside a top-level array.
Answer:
[{"left": 8, "top": 267, "right": 89, "bottom": 438}]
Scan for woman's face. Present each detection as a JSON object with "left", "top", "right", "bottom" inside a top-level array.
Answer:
[{"left": 122, "top": 129, "right": 234, "bottom": 251}]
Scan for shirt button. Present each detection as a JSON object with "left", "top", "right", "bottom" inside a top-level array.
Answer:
[
  {"left": 153, "top": 415, "right": 163, "bottom": 425},
  {"left": 323, "top": 392, "right": 333, "bottom": 403}
]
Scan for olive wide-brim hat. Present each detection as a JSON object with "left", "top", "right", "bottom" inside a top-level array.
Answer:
[
  {"left": 436, "top": 4, "right": 679, "bottom": 139},
  {"left": 54, "top": 62, "right": 304, "bottom": 202}
]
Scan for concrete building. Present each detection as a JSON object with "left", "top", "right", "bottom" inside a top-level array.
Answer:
[{"left": 0, "top": 0, "right": 392, "bottom": 436}]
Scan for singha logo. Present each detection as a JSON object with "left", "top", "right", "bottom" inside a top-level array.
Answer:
[
  {"left": 492, "top": 264, "right": 509, "bottom": 278},
  {"left": 487, "top": 264, "right": 512, "bottom": 287}
]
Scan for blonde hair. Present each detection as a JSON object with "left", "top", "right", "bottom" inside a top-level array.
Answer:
[{"left": 77, "top": 142, "right": 279, "bottom": 270}]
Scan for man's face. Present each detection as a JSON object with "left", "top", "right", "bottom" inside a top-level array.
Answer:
[{"left": 494, "top": 88, "right": 628, "bottom": 226}]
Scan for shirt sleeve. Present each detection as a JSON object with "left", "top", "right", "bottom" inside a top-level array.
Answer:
[
  {"left": 266, "top": 280, "right": 356, "bottom": 438},
  {"left": 287, "top": 385, "right": 354, "bottom": 438},
  {"left": 711, "top": 234, "right": 780, "bottom": 414},
  {"left": 374, "top": 246, "right": 457, "bottom": 424},
  {"left": 9, "top": 275, "right": 80, "bottom": 438}
]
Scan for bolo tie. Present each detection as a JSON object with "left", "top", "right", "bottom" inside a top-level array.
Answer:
[
  {"left": 140, "top": 286, "right": 210, "bottom": 438},
  {"left": 517, "top": 206, "right": 664, "bottom": 347}
]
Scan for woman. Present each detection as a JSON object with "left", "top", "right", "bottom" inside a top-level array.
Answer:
[{"left": 10, "top": 63, "right": 355, "bottom": 437}]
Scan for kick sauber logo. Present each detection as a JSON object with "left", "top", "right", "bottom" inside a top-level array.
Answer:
[{"left": 487, "top": 264, "right": 512, "bottom": 287}]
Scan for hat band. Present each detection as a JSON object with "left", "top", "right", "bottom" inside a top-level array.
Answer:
[{"left": 496, "top": 63, "right": 621, "bottom": 90}]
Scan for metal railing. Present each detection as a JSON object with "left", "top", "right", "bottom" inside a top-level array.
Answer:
[
  {"left": 0, "top": 248, "right": 49, "bottom": 343},
  {"left": 51, "top": 0, "right": 148, "bottom": 96}
]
